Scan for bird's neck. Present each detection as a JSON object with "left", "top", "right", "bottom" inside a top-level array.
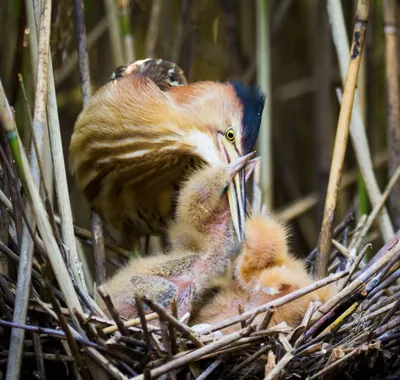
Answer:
[{"left": 191, "top": 216, "right": 236, "bottom": 288}]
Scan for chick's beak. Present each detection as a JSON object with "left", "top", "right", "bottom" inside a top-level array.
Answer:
[{"left": 224, "top": 149, "right": 256, "bottom": 242}]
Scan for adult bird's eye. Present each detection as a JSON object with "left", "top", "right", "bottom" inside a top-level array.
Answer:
[{"left": 225, "top": 127, "right": 236, "bottom": 143}]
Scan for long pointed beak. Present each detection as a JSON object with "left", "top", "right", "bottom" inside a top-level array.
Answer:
[
  {"left": 225, "top": 151, "right": 256, "bottom": 242},
  {"left": 244, "top": 157, "right": 261, "bottom": 182}
]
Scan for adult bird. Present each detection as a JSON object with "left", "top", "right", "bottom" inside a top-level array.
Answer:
[{"left": 69, "top": 59, "right": 265, "bottom": 249}]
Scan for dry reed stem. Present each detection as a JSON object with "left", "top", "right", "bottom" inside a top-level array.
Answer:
[
  {"left": 73, "top": 0, "right": 106, "bottom": 291},
  {"left": 252, "top": 159, "right": 263, "bottom": 213},
  {"left": 0, "top": 352, "right": 74, "bottom": 364},
  {"left": 172, "top": 0, "right": 191, "bottom": 63},
  {"left": 16, "top": 125, "right": 83, "bottom": 317},
  {"left": 264, "top": 350, "right": 276, "bottom": 377},
  {"left": 327, "top": 0, "right": 394, "bottom": 241},
  {"left": 18, "top": 75, "right": 61, "bottom": 245},
  {"left": 25, "top": 0, "right": 55, "bottom": 201},
  {"left": 142, "top": 297, "right": 204, "bottom": 348},
  {"left": 5, "top": 1, "right": 53, "bottom": 377},
  {"left": 74, "top": 0, "right": 91, "bottom": 106},
  {"left": 292, "top": 301, "right": 320, "bottom": 347},
  {"left": 134, "top": 297, "right": 151, "bottom": 346},
  {"left": 28, "top": 0, "right": 91, "bottom": 297},
  {"left": 104, "top": 0, "right": 124, "bottom": 65},
  {"left": 338, "top": 301, "right": 395, "bottom": 332},
  {"left": 383, "top": 0, "right": 400, "bottom": 230},
  {"left": 316, "top": 232, "right": 400, "bottom": 319},
  {"left": 351, "top": 165, "right": 400, "bottom": 250},
  {"left": 102, "top": 312, "right": 159, "bottom": 335},
  {"left": 309, "top": 345, "right": 367, "bottom": 379},
  {"left": 257, "top": 307, "right": 276, "bottom": 331},
  {"left": 91, "top": 210, "right": 106, "bottom": 287},
  {"left": 226, "top": 344, "right": 271, "bottom": 377},
  {"left": 256, "top": 0, "right": 273, "bottom": 208},
  {"left": 86, "top": 348, "right": 129, "bottom": 380},
  {"left": 31, "top": 326, "right": 47, "bottom": 378},
  {"left": 119, "top": 0, "right": 135, "bottom": 62},
  {"left": 0, "top": 82, "right": 39, "bottom": 378},
  {"left": 368, "top": 268, "right": 400, "bottom": 298},
  {"left": 131, "top": 327, "right": 253, "bottom": 380},
  {"left": 379, "top": 298, "right": 400, "bottom": 327},
  {"left": 264, "top": 351, "right": 293, "bottom": 380},
  {"left": 196, "top": 354, "right": 226, "bottom": 380},
  {"left": 316, "top": 0, "right": 370, "bottom": 278},
  {"left": 74, "top": 309, "right": 98, "bottom": 341},
  {"left": 42, "top": 274, "right": 90, "bottom": 380},
  {"left": 145, "top": 0, "right": 162, "bottom": 57},
  {"left": 98, "top": 286, "right": 129, "bottom": 336},
  {"left": 339, "top": 244, "right": 371, "bottom": 290}
]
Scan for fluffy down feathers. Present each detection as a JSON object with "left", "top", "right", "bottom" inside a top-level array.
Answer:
[{"left": 191, "top": 214, "right": 333, "bottom": 333}]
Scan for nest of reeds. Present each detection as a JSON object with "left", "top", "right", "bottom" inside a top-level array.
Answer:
[
  {"left": 1, "top": 182, "right": 400, "bottom": 380},
  {"left": 1, "top": 0, "right": 400, "bottom": 379}
]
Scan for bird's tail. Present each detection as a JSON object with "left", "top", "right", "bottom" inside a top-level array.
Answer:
[{"left": 109, "top": 58, "right": 187, "bottom": 91}]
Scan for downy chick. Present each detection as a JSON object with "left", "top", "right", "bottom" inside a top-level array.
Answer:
[
  {"left": 191, "top": 215, "right": 333, "bottom": 333},
  {"left": 99, "top": 153, "right": 256, "bottom": 319}
]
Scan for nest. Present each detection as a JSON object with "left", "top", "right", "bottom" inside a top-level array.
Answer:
[{"left": 0, "top": 120, "right": 400, "bottom": 380}]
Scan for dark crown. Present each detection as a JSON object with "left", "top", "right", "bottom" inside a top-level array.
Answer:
[{"left": 229, "top": 81, "right": 266, "bottom": 154}]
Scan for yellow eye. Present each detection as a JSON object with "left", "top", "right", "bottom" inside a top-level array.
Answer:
[{"left": 225, "top": 127, "right": 236, "bottom": 143}]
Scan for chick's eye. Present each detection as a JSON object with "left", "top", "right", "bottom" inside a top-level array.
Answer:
[
  {"left": 225, "top": 127, "right": 236, "bottom": 143},
  {"left": 221, "top": 183, "right": 229, "bottom": 195}
]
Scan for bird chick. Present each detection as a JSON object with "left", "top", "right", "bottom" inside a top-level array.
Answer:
[
  {"left": 191, "top": 215, "right": 333, "bottom": 333},
  {"left": 169, "top": 156, "right": 259, "bottom": 253},
  {"left": 109, "top": 58, "right": 187, "bottom": 90},
  {"left": 98, "top": 153, "right": 255, "bottom": 320}
]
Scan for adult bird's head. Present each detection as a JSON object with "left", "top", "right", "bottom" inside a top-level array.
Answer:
[
  {"left": 167, "top": 79, "right": 266, "bottom": 241},
  {"left": 70, "top": 59, "right": 265, "bottom": 246}
]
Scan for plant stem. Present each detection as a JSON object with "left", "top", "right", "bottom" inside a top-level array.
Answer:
[
  {"left": 326, "top": 0, "right": 394, "bottom": 242},
  {"left": 5, "top": 0, "right": 53, "bottom": 377},
  {"left": 119, "top": 0, "right": 135, "bottom": 62},
  {"left": 104, "top": 0, "right": 125, "bottom": 65},
  {"left": 145, "top": 0, "right": 163, "bottom": 57},
  {"left": 74, "top": 0, "right": 91, "bottom": 106},
  {"left": 316, "top": 0, "right": 370, "bottom": 278},
  {"left": 256, "top": 0, "right": 273, "bottom": 208},
  {"left": 383, "top": 0, "right": 400, "bottom": 230}
]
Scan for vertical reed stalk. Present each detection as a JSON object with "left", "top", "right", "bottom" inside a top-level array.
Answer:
[
  {"left": 383, "top": 0, "right": 400, "bottom": 230},
  {"left": 28, "top": 0, "right": 90, "bottom": 297},
  {"left": 326, "top": 0, "right": 394, "bottom": 242},
  {"left": 104, "top": 0, "right": 125, "bottom": 65},
  {"left": 119, "top": 0, "right": 135, "bottom": 62},
  {"left": 1, "top": 88, "right": 84, "bottom": 318},
  {"left": 313, "top": 0, "right": 332, "bottom": 225},
  {"left": 356, "top": 34, "right": 369, "bottom": 223},
  {"left": 145, "top": 0, "right": 163, "bottom": 57},
  {"left": 172, "top": 0, "right": 191, "bottom": 64},
  {"left": 255, "top": 0, "right": 273, "bottom": 208},
  {"left": 73, "top": 0, "right": 106, "bottom": 289},
  {"left": 74, "top": 0, "right": 91, "bottom": 106},
  {"left": 5, "top": 1, "right": 52, "bottom": 377},
  {"left": 316, "top": 0, "right": 370, "bottom": 278}
]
